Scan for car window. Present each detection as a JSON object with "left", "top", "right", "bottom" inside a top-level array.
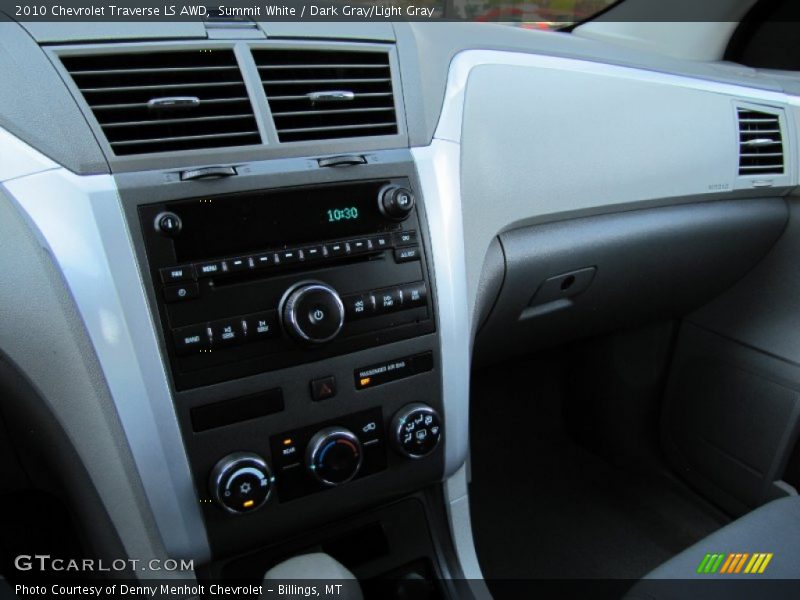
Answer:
[{"left": 452, "top": 0, "right": 620, "bottom": 29}]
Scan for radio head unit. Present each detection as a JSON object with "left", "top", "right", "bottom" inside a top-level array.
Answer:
[{"left": 139, "top": 178, "right": 434, "bottom": 390}]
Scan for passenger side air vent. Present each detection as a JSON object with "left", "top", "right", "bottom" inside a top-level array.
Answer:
[
  {"left": 253, "top": 49, "right": 398, "bottom": 143},
  {"left": 61, "top": 50, "right": 260, "bottom": 156},
  {"left": 737, "top": 108, "right": 784, "bottom": 176}
]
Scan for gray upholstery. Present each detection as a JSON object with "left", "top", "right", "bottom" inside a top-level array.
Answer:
[
  {"left": 627, "top": 496, "right": 800, "bottom": 599},
  {"left": 262, "top": 553, "right": 362, "bottom": 600}
]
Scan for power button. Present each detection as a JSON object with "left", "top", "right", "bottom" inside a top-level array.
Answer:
[
  {"left": 282, "top": 282, "right": 345, "bottom": 344},
  {"left": 155, "top": 211, "right": 182, "bottom": 237}
]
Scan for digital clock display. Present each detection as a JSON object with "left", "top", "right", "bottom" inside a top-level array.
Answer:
[
  {"left": 327, "top": 207, "right": 360, "bottom": 222},
  {"left": 169, "top": 180, "right": 401, "bottom": 262}
]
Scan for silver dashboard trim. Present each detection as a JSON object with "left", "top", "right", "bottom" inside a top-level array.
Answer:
[
  {"left": 0, "top": 127, "right": 58, "bottom": 183},
  {"left": 411, "top": 140, "right": 470, "bottom": 477},
  {"left": 435, "top": 49, "right": 797, "bottom": 145},
  {"left": 2, "top": 129, "right": 210, "bottom": 562}
]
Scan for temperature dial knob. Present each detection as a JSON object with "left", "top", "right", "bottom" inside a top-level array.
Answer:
[
  {"left": 379, "top": 186, "right": 415, "bottom": 221},
  {"left": 392, "top": 403, "right": 442, "bottom": 459},
  {"left": 209, "top": 452, "right": 273, "bottom": 515},
  {"left": 306, "top": 427, "right": 363, "bottom": 486},
  {"left": 282, "top": 282, "right": 345, "bottom": 344}
]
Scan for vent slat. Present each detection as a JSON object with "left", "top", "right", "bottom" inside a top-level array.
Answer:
[
  {"left": 68, "top": 66, "right": 240, "bottom": 76},
  {"left": 272, "top": 107, "right": 394, "bottom": 117},
  {"left": 260, "top": 64, "right": 389, "bottom": 70},
  {"left": 61, "top": 50, "right": 260, "bottom": 156},
  {"left": 79, "top": 81, "right": 246, "bottom": 93},
  {"left": 277, "top": 122, "right": 399, "bottom": 135},
  {"left": 90, "top": 97, "right": 251, "bottom": 111},
  {"left": 110, "top": 130, "right": 259, "bottom": 147},
  {"left": 739, "top": 118, "right": 779, "bottom": 124},
  {"left": 254, "top": 48, "right": 398, "bottom": 143},
  {"left": 740, "top": 164, "right": 784, "bottom": 171},
  {"left": 737, "top": 108, "right": 784, "bottom": 176},
  {"left": 263, "top": 78, "right": 392, "bottom": 86},
  {"left": 266, "top": 92, "right": 393, "bottom": 102},
  {"left": 103, "top": 114, "right": 255, "bottom": 129}
]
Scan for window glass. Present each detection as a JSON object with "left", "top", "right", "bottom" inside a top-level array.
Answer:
[{"left": 452, "top": 0, "right": 619, "bottom": 29}]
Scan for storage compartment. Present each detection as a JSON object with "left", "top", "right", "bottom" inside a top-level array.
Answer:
[
  {"left": 197, "top": 496, "right": 455, "bottom": 600},
  {"left": 662, "top": 323, "right": 800, "bottom": 515},
  {"left": 474, "top": 198, "right": 788, "bottom": 366}
]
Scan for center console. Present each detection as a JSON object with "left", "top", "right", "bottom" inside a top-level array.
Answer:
[{"left": 120, "top": 151, "right": 445, "bottom": 559}]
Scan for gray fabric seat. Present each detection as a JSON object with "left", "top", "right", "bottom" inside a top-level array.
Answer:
[{"left": 626, "top": 496, "right": 800, "bottom": 599}]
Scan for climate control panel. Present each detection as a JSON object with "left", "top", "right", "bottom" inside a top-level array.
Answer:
[
  {"left": 392, "top": 404, "right": 442, "bottom": 459},
  {"left": 206, "top": 403, "right": 443, "bottom": 515},
  {"left": 209, "top": 453, "right": 274, "bottom": 515},
  {"left": 306, "top": 427, "right": 364, "bottom": 486}
]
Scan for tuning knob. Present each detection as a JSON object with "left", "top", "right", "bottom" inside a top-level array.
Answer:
[
  {"left": 306, "top": 427, "right": 363, "bottom": 486},
  {"left": 281, "top": 281, "right": 345, "bottom": 344},
  {"left": 391, "top": 403, "right": 442, "bottom": 459},
  {"left": 379, "top": 186, "right": 415, "bottom": 221},
  {"left": 209, "top": 452, "right": 273, "bottom": 515}
]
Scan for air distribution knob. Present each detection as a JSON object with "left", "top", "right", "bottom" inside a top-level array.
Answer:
[
  {"left": 306, "top": 427, "right": 363, "bottom": 486},
  {"left": 209, "top": 452, "right": 273, "bottom": 515},
  {"left": 391, "top": 403, "right": 442, "bottom": 459},
  {"left": 379, "top": 186, "right": 415, "bottom": 221},
  {"left": 281, "top": 281, "right": 345, "bottom": 344}
]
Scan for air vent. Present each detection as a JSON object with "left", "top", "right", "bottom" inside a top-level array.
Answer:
[
  {"left": 61, "top": 50, "right": 260, "bottom": 156},
  {"left": 737, "top": 108, "right": 784, "bottom": 176},
  {"left": 253, "top": 49, "right": 398, "bottom": 143}
]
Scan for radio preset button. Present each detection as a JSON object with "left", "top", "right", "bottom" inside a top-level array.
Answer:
[
  {"left": 173, "top": 325, "right": 209, "bottom": 355},
  {"left": 160, "top": 264, "right": 196, "bottom": 284},
  {"left": 303, "top": 246, "right": 325, "bottom": 261},
  {"left": 349, "top": 239, "right": 371, "bottom": 254},
  {"left": 277, "top": 249, "right": 302, "bottom": 265},
  {"left": 227, "top": 257, "right": 252, "bottom": 272},
  {"left": 163, "top": 282, "right": 200, "bottom": 303},
  {"left": 394, "top": 246, "right": 421, "bottom": 263},
  {"left": 242, "top": 311, "right": 278, "bottom": 340},
  {"left": 371, "top": 234, "right": 392, "bottom": 250},
  {"left": 328, "top": 242, "right": 348, "bottom": 257},
  {"left": 209, "top": 319, "right": 243, "bottom": 347},
  {"left": 253, "top": 253, "right": 276, "bottom": 269}
]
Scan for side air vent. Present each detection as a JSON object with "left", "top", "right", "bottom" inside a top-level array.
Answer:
[
  {"left": 61, "top": 50, "right": 260, "bottom": 156},
  {"left": 253, "top": 49, "right": 398, "bottom": 143},
  {"left": 737, "top": 108, "right": 784, "bottom": 176}
]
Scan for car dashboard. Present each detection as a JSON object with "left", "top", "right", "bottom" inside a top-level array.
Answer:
[{"left": 1, "top": 16, "right": 799, "bottom": 593}]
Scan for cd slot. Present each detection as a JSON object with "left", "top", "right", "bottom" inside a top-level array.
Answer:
[{"left": 209, "top": 251, "right": 387, "bottom": 289}]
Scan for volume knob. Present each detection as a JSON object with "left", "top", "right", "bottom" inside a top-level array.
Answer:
[{"left": 281, "top": 281, "right": 345, "bottom": 344}]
